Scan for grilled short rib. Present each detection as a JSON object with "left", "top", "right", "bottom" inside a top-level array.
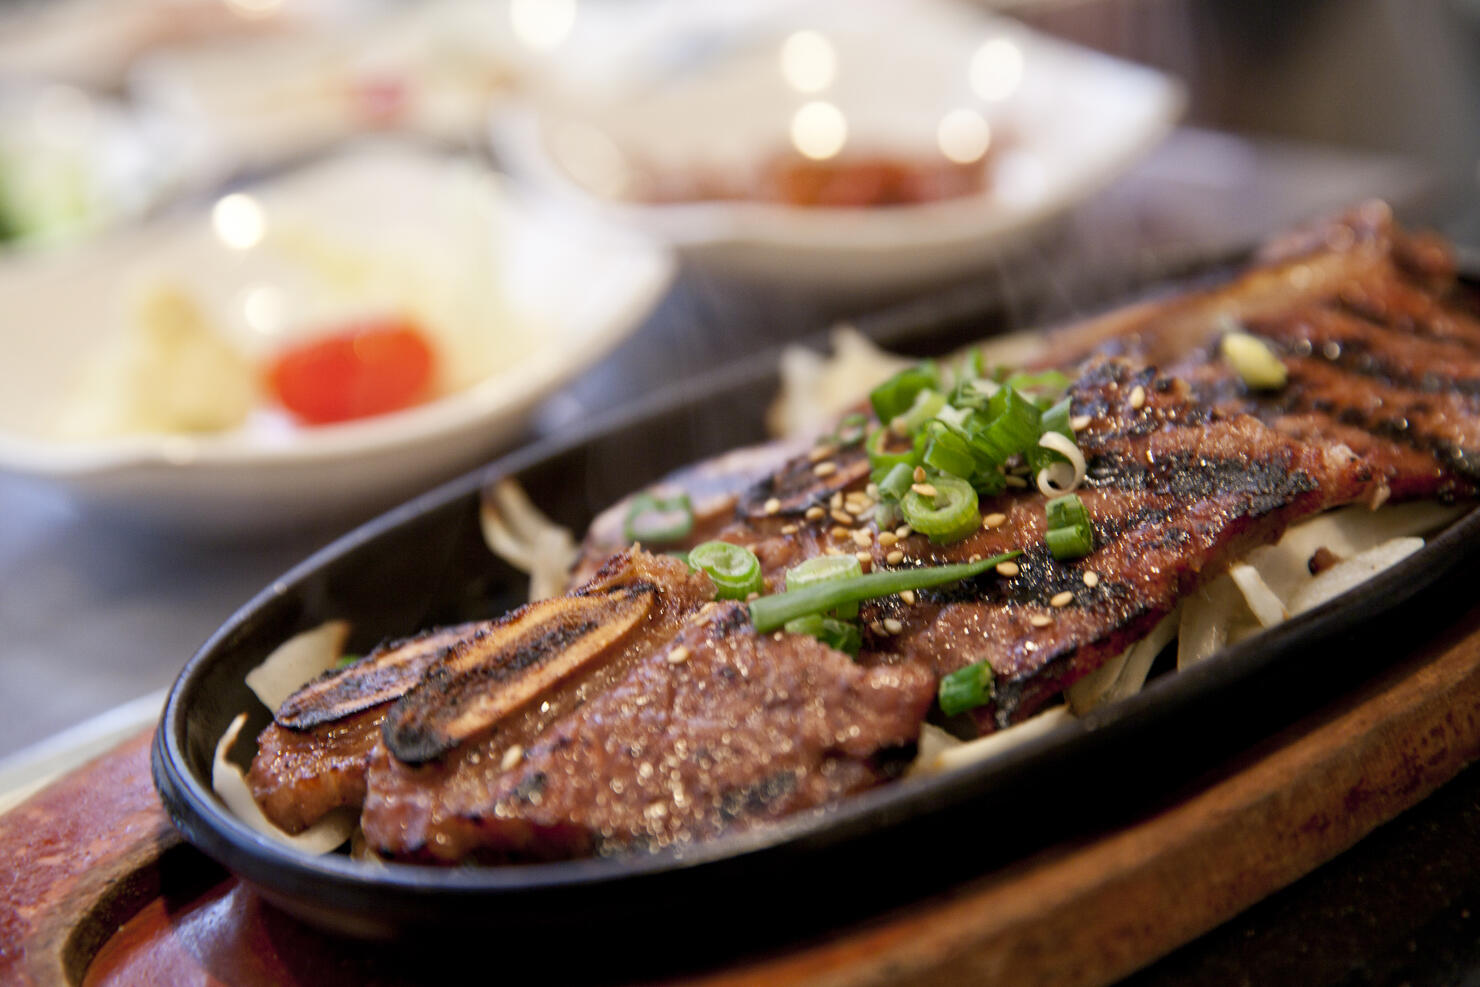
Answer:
[
  {"left": 361, "top": 603, "right": 933, "bottom": 862},
  {"left": 251, "top": 205, "right": 1477, "bottom": 861}
]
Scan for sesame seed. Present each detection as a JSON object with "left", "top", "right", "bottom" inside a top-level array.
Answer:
[
  {"left": 983, "top": 512, "right": 1007, "bottom": 529},
  {"left": 878, "top": 531, "right": 898, "bottom": 548},
  {"left": 1051, "top": 590, "right": 1074, "bottom": 607},
  {"left": 667, "top": 645, "right": 691, "bottom": 664},
  {"left": 855, "top": 551, "right": 872, "bottom": 565},
  {"left": 996, "top": 561, "right": 1020, "bottom": 577},
  {"left": 781, "top": 523, "right": 799, "bottom": 535},
  {"left": 805, "top": 506, "right": 826, "bottom": 521},
  {"left": 746, "top": 592, "right": 760, "bottom": 601},
  {"left": 1071, "top": 414, "right": 1092, "bottom": 431},
  {"left": 886, "top": 550, "right": 905, "bottom": 565},
  {"left": 813, "top": 462, "right": 837, "bottom": 477},
  {"left": 911, "top": 482, "right": 938, "bottom": 498},
  {"left": 895, "top": 525, "right": 912, "bottom": 539},
  {"left": 913, "top": 466, "right": 927, "bottom": 483},
  {"left": 1083, "top": 571, "right": 1100, "bottom": 587},
  {"left": 883, "top": 618, "right": 904, "bottom": 634},
  {"left": 900, "top": 589, "right": 917, "bottom": 605},
  {"left": 852, "top": 529, "right": 873, "bottom": 547},
  {"left": 763, "top": 497, "right": 781, "bottom": 515},
  {"left": 968, "top": 554, "right": 981, "bottom": 563},
  {"left": 809, "top": 444, "right": 837, "bottom": 463},
  {"left": 1005, "top": 475, "right": 1028, "bottom": 488},
  {"left": 866, "top": 483, "right": 880, "bottom": 498},
  {"left": 831, "top": 492, "right": 844, "bottom": 509},
  {"left": 1129, "top": 385, "right": 1147, "bottom": 410},
  {"left": 831, "top": 509, "right": 855, "bottom": 525},
  {"left": 869, "top": 620, "right": 887, "bottom": 635},
  {"left": 830, "top": 525, "right": 849, "bottom": 539},
  {"left": 1029, "top": 615, "right": 1053, "bottom": 628},
  {"left": 501, "top": 745, "right": 525, "bottom": 771}
]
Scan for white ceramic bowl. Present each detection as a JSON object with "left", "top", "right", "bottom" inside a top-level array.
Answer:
[
  {"left": 0, "top": 141, "right": 674, "bottom": 535},
  {"left": 492, "top": 0, "right": 1184, "bottom": 292}
]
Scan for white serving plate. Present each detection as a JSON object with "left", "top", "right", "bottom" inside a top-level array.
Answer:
[
  {"left": 0, "top": 141, "right": 674, "bottom": 535},
  {"left": 491, "top": 0, "right": 1184, "bottom": 292}
]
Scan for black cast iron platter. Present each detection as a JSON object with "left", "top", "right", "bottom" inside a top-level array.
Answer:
[{"left": 153, "top": 253, "right": 1480, "bottom": 971}]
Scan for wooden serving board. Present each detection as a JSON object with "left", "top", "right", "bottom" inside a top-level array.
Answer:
[{"left": 6, "top": 601, "right": 1480, "bottom": 987}]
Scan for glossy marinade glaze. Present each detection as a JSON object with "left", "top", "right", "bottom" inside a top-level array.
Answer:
[{"left": 247, "top": 204, "right": 1479, "bottom": 862}]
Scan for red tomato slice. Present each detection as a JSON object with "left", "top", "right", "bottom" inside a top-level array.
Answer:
[{"left": 267, "top": 319, "right": 434, "bottom": 425}]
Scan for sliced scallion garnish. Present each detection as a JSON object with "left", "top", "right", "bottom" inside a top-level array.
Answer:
[
  {"left": 901, "top": 474, "right": 980, "bottom": 544},
  {"left": 969, "top": 386, "right": 1042, "bottom": 467},
  {"left": 938, "top": 660, "right": 995, "bottom": 717},
  {"left": 922, "top": 424, "right": 978, "bottom": 479},
  {"left": 783, "top": 614, "right": 862, "bottom": 656},
  {"left": 1044, "top": 493, "right": 1094, "bottom": 560},
  {"left": 869, "top": 362, "right": 940, "bottom": 423},
  {"left": 622, "top": 492, "right": 694, "bottom": 544},
  {"left": 867, "top": 426, "right": 924, "bottom": 473},
  {"left": 688, "top": 540, "right": 764, "bottom": 599},
  {"left": 877, "top": 461, "right": 915, "bottom": 501},
  {"left": 894, "top": 388, "right": 947, "bottom": 435},
  {"left": 749, "top": 553, "right": 1018, "bottom": 633},
  {"left": 786, "top": 554, "right": 863, "bottom": 619}
]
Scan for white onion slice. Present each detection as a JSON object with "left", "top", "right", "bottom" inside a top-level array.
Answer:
[
  {"left": 244, "top": 620, "right": 350, "bottom": 712},
  {"left": 1035, "top": 431, "right": 1086, "bottom": 496},
  {"left": 1067, "top": 608, "right": 1179, "bottom": 715},
  {"left": 923, "top": 707, "right": 1074, "bottom": 776},
  {"left": 1288, "top": 537, "right": 1424, "bottom": 616},
  {"left": 211, "top": 713, "right": 356, "bottom": 854},
  {"left": 1229, "top": 564, "right": 1287, "bottom": 627},
  {"left": 479, "top": 478, "right": 579, "bottom": 602}
]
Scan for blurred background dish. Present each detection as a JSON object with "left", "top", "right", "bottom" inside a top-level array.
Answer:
[
  {"left": 0, "top": 82, "right": 208, "bottom": 251},
  {"left": 0, "top": 140, "right": 674, "bottom": 534},
  {"left": 491, "top": 0, "right": 1184, "bottom": 292}
]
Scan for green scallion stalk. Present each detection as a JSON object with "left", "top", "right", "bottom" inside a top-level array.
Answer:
[
  {"left": 894, "top": 388, "right": 947, "bottom": 435},
  {"left": 1044, "top": 493, "right": 1094, "bottom": 560},
  {"left": 869, "top": 362, "right": 940, "bottom": 423},
  {"left": 969, "top": 387, "right": 1042, "bottom": 467},
  {"left": 867, "top": 427, "right": 924, "bottom": 473},
  {"left": 1045, "top": 493, "right": 1090, "bottom": 531},
  {"left": 1027, "top": 397, "right": 1074, "bottom": 474},
  {"left": 688, "top": 541, "right": 764, "bottom": 599},
  {"left": 922, "top": 424, "right": 978, "bottom": 479},
  {"left": 1045, "top": 524, "right": 1094, "bottom": 559},
  {"left": 749, "top": 553, "right": 1018, "bottom": 633},
  {"left": 786, "top": 554, "right": 863, "bottom": 619},
  {"left": 783, "top": 614, "right": 863, "bottom": 656},
  {"left": 938, "top": 661, "right": 995, "bottom": 717},
  {"left": 623, "top": 492, "right": 694, "bottom": 543},
  {"left": 901, "top": 474, "right": 980, "bottom": 544},
  {"left": 877, "top": 461, "right": 915, "bottom": 501}
]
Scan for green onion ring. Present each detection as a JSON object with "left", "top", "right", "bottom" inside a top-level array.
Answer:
[
  {"left": 688, "top": 540, "right": 764, "bottom": 600},
  {"left": 901, "top": 475, "right": 980, "bottom": 544}
]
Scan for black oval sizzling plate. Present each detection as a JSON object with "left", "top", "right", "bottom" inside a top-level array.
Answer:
[{"left": 154, "top": 254, "right": 1480, "bottom": 962}]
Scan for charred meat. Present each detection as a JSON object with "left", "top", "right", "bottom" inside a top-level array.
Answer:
[{"left": 248, "top": 205, "right": 1478, "bottom": 862}]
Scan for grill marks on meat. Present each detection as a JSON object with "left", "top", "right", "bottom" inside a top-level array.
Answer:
[
  {"left": 851, "top": 360, "right": 1371, "bottom": 729},
  {"left": 360, "top": 603, "right": 934, "bottom": 862},
  {"left": 1048, "top": 201, "right": 1480, "bottom": 503},
  {"left": 247, "top": 204, "right": 1480, "bottom": 863},
  {"left": 275, "top": 623, "right": 485, "bottom": 730},
  {"left": 247, "top": 551, "right": 711, "bottom": 831}
]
